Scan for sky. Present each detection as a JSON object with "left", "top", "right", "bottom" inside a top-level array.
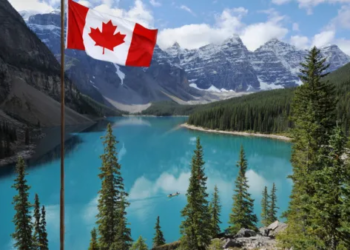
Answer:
[{"left": 8, "top": 0, "right": 350, "bottom": 55}]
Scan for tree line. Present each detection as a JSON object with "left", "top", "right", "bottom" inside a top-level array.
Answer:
[
  {"left": 187, "top": 62, "right": 350, "bottom": 137},
  {"left": 0, "top": 122, "right": 17, "bottom": 159}
]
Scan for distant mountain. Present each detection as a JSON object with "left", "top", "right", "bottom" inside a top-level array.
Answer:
[
  {"left": 26, "top": 13, "right": 228, "bottom": 113},
  {"left": 165, "top": 38, "right": 350, "bottom": 92},
  {"left": 25, "top": 12, "right": 350, "bottom": 109}
]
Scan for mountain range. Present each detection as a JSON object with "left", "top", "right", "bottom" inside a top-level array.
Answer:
[{"left": 24, "top": 11, "right": 350, "bottom": 112}]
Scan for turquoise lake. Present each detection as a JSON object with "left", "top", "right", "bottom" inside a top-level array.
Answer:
[{"left": 0, "top": 117, "right": 293, "bottom": 250}]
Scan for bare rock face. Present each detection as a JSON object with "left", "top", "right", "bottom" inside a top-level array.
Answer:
[{"left": 220, "top": 221, "right": 288, "bottom": 250}]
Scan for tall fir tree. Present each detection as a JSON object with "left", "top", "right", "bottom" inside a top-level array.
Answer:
[
  {"left": 96, "top": 123, "right": 128, "bottom": 249},
  {"left": 88, "top": 228, "right": 99, "bottom": 250},
  {"left": 110, "top": 195, "right": 132, "bottom": 250},
  {"left": 229, "top": 145, "right": 257, "bottom": 233},
  {"left": 180, "top": 137, "right": 211, "bottom": 250},
  {"left": 261, "top": 186, "right": 270, "bottom": 227},
  {"left": 152, "top": 216, "right": 166, "bottom": 247},
  {"left": 311, "top": 126, "right": 350, "bottom": 249},
  {"left": 268, "top": 183, "right": 278, "bottom": 225},
  {"left": 33, "top": 194, "right": 41, "bottom": 250},
  {"left": 11, "top": 157, "right": 33, "bottom": 250},
  {"left": 130, "top": 236, "right": 148, "bottom": 250},
  {"left": 39, "top": 206, "right": 49, "bottom": 250},
  {"left": 278, "top": 47, "right": 338, "bottom": 249},
  {"left": 209, "top": 185, "right": 222, "bottom": 238}
]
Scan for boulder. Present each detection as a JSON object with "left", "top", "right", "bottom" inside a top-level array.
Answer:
[
  {"left": 259, "top": 226, "right": 269, "bottom": 236},
  {"left": 267, "top": 221, "right": 288, "bottom": 238},
  {"left": 235, "top": 228, "right": 257, "bottom": 238}
]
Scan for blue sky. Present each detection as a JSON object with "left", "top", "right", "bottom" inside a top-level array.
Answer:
[{"left": 9, "top": 0, "right": 350, "bottom": 55}]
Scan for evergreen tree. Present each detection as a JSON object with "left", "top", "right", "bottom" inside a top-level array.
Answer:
[
  {"left": 268, "top": 183, "right": 278, "bottom": 225},
  {"left": 209, "top": 185, "right": 222, "bottom": 238},
  {"left": 88, "top": 228, "right": 99, "bottom": 250},
  {"left": 310, "top": 126, "right": 350, "bottom": 249},
  {"left": 229, "top": 145, "right": 257, "bottom": 233},
  {"left": 180, "top": 137, "right": 211, "bottom": 250},
  {"left": 11, "top": 157, "right": 33, "bottom": 250},
  {"left": 261, "top": 186, "right": 270, "bottom": 227},
  {"left": 130, "top": 236, "right": 148, "bottom": 250},
  {"left": 39, "top": 206, "right": 49, "bottom": 250},
  {"left": 96, "top": 123, "right": 128, "bottom": 249},
  {"left": 110, "top": 195, "right": 132, "bottom": 250},
  {"left": 152, "top": 216, "right": 166, "bottom": 247},
  {"left": 33, "top": 194, "right": 41, "bottom": 250},
  {"left": 278, "top": 47, "right": 338, "bottom": 249}
]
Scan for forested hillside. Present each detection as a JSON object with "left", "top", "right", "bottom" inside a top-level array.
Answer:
[{"left": 187, "top": 62, "right": 350, "bottom": 136}]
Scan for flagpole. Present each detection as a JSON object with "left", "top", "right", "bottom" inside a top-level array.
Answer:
[{"left": 60, "top": 0, "right": 65, "bottom": 249}]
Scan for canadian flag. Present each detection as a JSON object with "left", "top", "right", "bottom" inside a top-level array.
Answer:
[{"left": 66, "top": 0, "right": 158, "bottom": 67}]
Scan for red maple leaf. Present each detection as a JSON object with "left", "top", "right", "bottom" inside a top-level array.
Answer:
[{"left": 89, "top": 20, "right": 126, "bottom": 54}]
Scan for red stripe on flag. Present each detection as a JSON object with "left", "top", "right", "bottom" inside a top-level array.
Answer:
[
  {"left": 126, "top": 24, "right": 158, "bottom": 67},
  {"left": 67, "top": 0, "right": 89, "bottom": 50}
]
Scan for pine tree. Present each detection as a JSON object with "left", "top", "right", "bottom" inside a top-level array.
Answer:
[
  {"left": 180, "top": 137, "right": 211, "bottom": 250},
  {"left": 209, "top": 185, "right": 222, "bottom": 238},
  {"left": 33, "top": 194, "right": 41, "bottom": 250},
  {"left": 268, "top": 183, "right": 278, "bottom": 225},
  {"left": 110, "top": 195, "right": 132, "bottom": 250},
  {"left": 96, "top": 123, "right": 128, "bottom": 249},
  {"left": 39, "top": 206, "right": 49, "bottom": 250},
  {"left": 278, "top": 47, "right": 338, "bottom": 249},
  {"left": 11, "top": 157, "right": 33, "bottom": 250},
  {"left": 152, "top": 216, "right": 166, "bottom": 247},
  {"left": 310, "top": 126, "right": 350, "bottom": 249},
  {"left": 130, "top": 236, "right": 148, "bottom": 250},
  {"left": 229, "top": 145, "right": 257, "bottom": 234},
  {"left": 88, "top": 228, "right": 99, "bottom": 250},
  {"left": 261, "top": 186, "right": 270, "bottom": 227}
]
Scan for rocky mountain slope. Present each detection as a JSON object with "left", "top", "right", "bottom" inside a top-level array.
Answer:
[
  {"left": 0, "top": 0, "right": 93, "bottom": 127},
  {"left": 165, "top": 37, "right": 350, "bottom": 91}
]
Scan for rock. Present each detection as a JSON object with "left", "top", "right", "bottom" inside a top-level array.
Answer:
[
  {"left": 259, "top": 226, "right": 269, "bottom": 236},
  {"left": 223, "top": 235, "right": 277, "bottom": 250},
  {"left": 235, "top": 228, "right": 257, "bottom": 238},
  {"left": 267, "top": 221, "right": 288, "bottom": 238},
  {"left": 223, "top": 238, "right": 243, "bottom": 248}
]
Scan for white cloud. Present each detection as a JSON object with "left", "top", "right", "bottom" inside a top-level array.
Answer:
[
  {"left": 292, "top": 22, "right": 299, "bottom": 31},
  {"left": 9, "top": 0, "right": 54, "bottom": 13},
  {"left": 78, "top": 0, "right": 91, "bottom": 7},
  {"left": 150, "top": 0, "right": 161, "bottom": 7},
  {"left": 290, "top": 35, "right": 310, "bottom": 49},
  {"left": 335, "top": 38, "right": 350, "bottom": 55},
  {"left": 246, "top": 170, "right": 269, "bottom": 195},
  {"left": 93, "top": 0, "right": 154, "bottom": 28},
  {"left": 330, "top": 4, "right": 350, "bottom": 29},
  {"left": 312, "top": 30, "right": 335, "bottom": 47},
  {"left": 272, "top": 0, "right": 350, "bottom": 14},
  {"left": 272, "top": 0, "right": 291, "bottom": 4},
  {"left": 180, "top": 5, "right": 196, "bottom": 16}
]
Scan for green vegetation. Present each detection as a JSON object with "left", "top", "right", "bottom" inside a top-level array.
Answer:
[
  {"left": 75, "top": 92, "right": 124, "bottom": 117},
  {"left": 94, "top": 123, "right": 132, "bottom": 250},
  {"left": 153, "top": 216, "right": 166, "bottom": 247},
  {"left": 88, "top": 228, "right": 99, "bottom": 250},
  {"left": 228, "top": 146, "right": 257, "bottom": 233},
  {"left": 268, "top": 183, "right": 278, "bottom": 225},
  {"left": 180, "top": 137, "right": 211, "bottom": 250},
  {"left": 0, "top": 122, "right": 17, "bottom": 159},
  {"left": 130, "top": 236, "right": 148, "bottom": 250},
  {"left": 277, "top": 47, "right": 350, "bottom": 249},
  {"left": 260, "top": 186, "right": 270, "bottom": 227},
  {"left": 11, "top": 157, "right": 48, "bottom": 249},
  {"left": 209, "top": 185, "right": 222, "bottom": 238}
]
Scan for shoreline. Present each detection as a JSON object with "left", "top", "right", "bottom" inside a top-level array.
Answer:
[{"left": 181, "top": 123, "right": 292, "bottom": 142}]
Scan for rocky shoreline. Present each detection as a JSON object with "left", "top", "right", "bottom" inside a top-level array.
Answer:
[
  {"left": 151, "top": 220, "right": 288, "bottom": 250},
  {"left": 181, "top": 123, "right": 292, "bottom": 142}
]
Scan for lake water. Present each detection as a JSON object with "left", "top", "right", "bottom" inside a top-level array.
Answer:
[{"left": 0, "top": 117, "right": 293, "bottom": 250}]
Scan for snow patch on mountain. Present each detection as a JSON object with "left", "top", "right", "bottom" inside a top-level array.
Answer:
[
  {"left": 259, "top": 77, "right": 284, "bottom": 90},
  {"left": 114, "top": 64, "right": 125, "bottom": 86},
  {"left": 190, "top": 83, "right": 234, "bottom": 93}
]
